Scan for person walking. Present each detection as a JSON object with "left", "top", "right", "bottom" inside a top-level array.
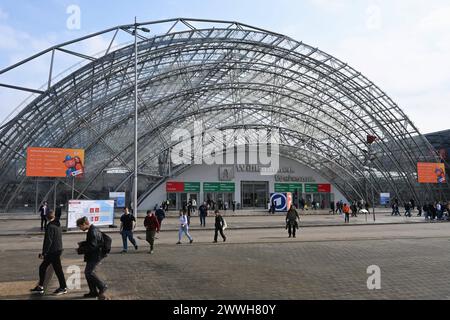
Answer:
[
  {"left": 177, "top": 211, "right": 193, "bottom": 244},
  {"left": 199, "top": 202, "right": 208, "bottom": 227},
  {"left": 343, "top": 203, "right": 350, "bottom": 223},
  {"left": 155, "top": 205, "right": 166, "bottom": 230},
  {"left": 405, "top": 202, "right": 412, "bottom": 218},
  {"left": 55, "top": 205, "right": 62, "bottom": 223},
  {"left": 329, "top": 201, "right": 335, "bottom": 215},
  {"left": 351, "top": 202, "right": 358, "bottom": 217},
  {"left": 436, "top": 202, "right": 443, "bottom": 220},
  {"left": 39, "top": 201, "right": 50, "bottom": 231},
  {"left": 285, "top": 205, "right": 300, "bottom": 238},
  {"left": 30, "top": 210, "right": 67, "bottom": 296},
  {"left": 213, "top": 210, "right": 227, "bottom": 243},
  {"left": 232, "top": 200, "right": 236, "bottom": 213},
  {"left": 144, "top": 210, "right": 160, "bottom": 254},
  {"left": 269, "top": 199, "right": 276, "bottom": 214},
  {"left": 192, "top": 198, "right": 197, "bottom": 215},
  {"left": 76, "top": 217, "right": 108, "bottom": 300},
  {"left": 120, "top": 207, "right": 138, "bottom": 253}
]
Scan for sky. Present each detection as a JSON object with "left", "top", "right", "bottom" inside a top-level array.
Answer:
[{"left": 0, "top": 0, "right": 449, "bottom": 133}]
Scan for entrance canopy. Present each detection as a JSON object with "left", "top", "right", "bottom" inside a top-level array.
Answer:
[{"left": 0, "top": 18, "right": 446, "bottom": 211}]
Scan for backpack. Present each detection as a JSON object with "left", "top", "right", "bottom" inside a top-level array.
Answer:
[{"left": 100, "top": 232, "right": 112, "bottom": 257}]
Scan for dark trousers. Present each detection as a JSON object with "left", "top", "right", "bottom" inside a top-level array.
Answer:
[
  {"left": 214, "top": 226, "right": 226, "bottom": 241},
  {"left": 40, "top": 216, "right": 47, "bottom": 230},
  {"left": 146, "top": 229, "right": 156, "bottom": 250},
  {"left": 200, "top": 215, "right": 206, "bottom": 227},
  {"left": 85, "top": 259, "right": 105, "bottom": 294},
  {"left": 345, "top": 213, "right": 350, "bottom": 223},
  {"left": 39, "top": 251, "right": 66, "bottom": 289},
  {"left": 287, "top": 222, "right": 297, "bottom": 237},
  {"left": 157, "top": 217, "right": 163, "bottom": 229}
]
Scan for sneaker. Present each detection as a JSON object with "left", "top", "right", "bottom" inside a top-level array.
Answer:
[
  {"left": 98, "top": 286, "right": 108, "bottom": 300},
  {"left": 53, "top": 288, "right": 68, "bottom": 295},
  {"left": 30, "top": 286, "right": 44, "bottom": 295},
  {"left": 83, "top": 292, "right": 98, "bottom": 298},
  {"left": 176, "top": 241, "right": 181, "bottom": 245},
  {"left": 190, "top": 239, "right": 193, "bottom": 244},
  {"left": 223, "top": 237, "right": 226, "bottom": 242},
  {"left": 150, "top": 250, "right": 154, "bottom": 254},
  {"left": 121, "top": 250, "right": 127, "bottom": 253},
  {"left": 213, "top": 240, "right": 217, "bottom": 243},
  {"left": 134, "top": 244, "right": 138, "bottom": 250}
]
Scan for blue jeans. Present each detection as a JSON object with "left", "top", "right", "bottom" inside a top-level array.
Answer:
[
  {"left": 200, "top": 215, "right": 206, "bottom": 226},
  {"left": 178, "top": 226, "right": 192, "bottom": 242},
  {"left": 121, "top": 230, "right": 137, "bottom": 251}
]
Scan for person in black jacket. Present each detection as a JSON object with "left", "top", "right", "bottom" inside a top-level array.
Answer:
[
  {"left": 30, "top": 210, "right": 67, "bottom": 295},
  {"left": 155, "top": 206, "right": 166, "bottom": 229},
  {"left": 55, "top": 206, "right": 62, "bottom": 223},
  {"left": 77, "top": 216, "right": 108, "bottom": 300},
  {"left": 213, "top": 210, "right": 226, "bottom": 243},
  {"left": 39, "top": 201, "right": 50, "bottom": 231}
]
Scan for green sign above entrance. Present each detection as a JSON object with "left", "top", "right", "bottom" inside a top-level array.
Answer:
[
  {"left": 184, "top": 182, "right": 200, "bottom": 192},
  {"left": 274, "top": 183, "right": 303, "bottom": 193},
  {"left": 203, "top": 182, "right": 235, "bottom": 192}
]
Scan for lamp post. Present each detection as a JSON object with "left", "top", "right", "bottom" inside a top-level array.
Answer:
[
  {"left": 132, "top": 17, "right": 150, "bottom": 219},
  {"left": 366, "top": 135, "right": 377, "bottom": 222}
]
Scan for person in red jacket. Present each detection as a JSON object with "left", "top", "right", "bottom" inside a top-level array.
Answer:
[{"left": 144, "top": 210, "right": 160, "bottom": 254}]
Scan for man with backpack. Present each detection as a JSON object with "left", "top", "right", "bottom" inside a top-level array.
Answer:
[{"left": 76, "top": 216, "right": 110, "bottom": 300}]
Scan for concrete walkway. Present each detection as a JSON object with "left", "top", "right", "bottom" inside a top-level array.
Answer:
[{"left": 0, "top": 210, "right": 442, "bottom": 236}]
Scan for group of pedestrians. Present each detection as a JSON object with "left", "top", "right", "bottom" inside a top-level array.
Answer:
[
  {"left": 390, "top": 198, "right": 450, "bottom": 220},
  {"left": 32, "top": 202, "right": 230, "bottom": 298},
  {"left": 31, "top": 210, "right": 109, "bottom": 300}
]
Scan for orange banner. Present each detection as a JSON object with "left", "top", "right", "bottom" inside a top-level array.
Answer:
[
  {"left": 417, "top": 162, "right": 446, "bottom": 184},
  {"left": 26, "top": 147, "right": 85, "bottom": 178}
]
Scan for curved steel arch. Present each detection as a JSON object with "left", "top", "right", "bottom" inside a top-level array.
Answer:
[{"left": 0, "top": 18, "right": 445, "bottom": 211}]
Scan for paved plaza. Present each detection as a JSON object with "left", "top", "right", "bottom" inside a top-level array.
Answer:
[{"left": 0, "top": 216, "right": 449, "bottom": 300}]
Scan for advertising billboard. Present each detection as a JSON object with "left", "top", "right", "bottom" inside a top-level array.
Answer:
[
  {"left": 269, "top": 193, "right": 293, "bottom": 212},
  {"left": 417, "top": 162, "right": 446, "bottom": 184},
  {"left": 26, "top": 147, "right": 85, "bottom": 178},
  {"left": 109, "top": 192, "right": 126, "bottom": 208},
  {"left": 380, "top": 193, "right": 390, "bottom": 205},
  {"left": 67, "top": 200, "right": 114, "bottom": 229}
]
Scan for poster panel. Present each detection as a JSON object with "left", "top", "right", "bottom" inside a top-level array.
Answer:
[
  {"left": 417, "top": 163, "right": 446, "bottom": 183},
  {"left": 67, "top": 200, "right": 114, "bottom": 229},
  {"left": 109, "top": 192, "right": 126, "bottom": 208},
  {"left": 26, "top": 147, "right": 85, "bottom": 178}
]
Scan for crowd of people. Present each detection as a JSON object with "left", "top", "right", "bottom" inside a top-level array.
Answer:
[
  {"left": 32, "top": 195, "right": 450, "bottom": 299},
  {"left": 391, "top": 198, "right": 450, "bottom": 220},
  {"left": 31, "top": 200, "right": 229, "bottom": 299}
]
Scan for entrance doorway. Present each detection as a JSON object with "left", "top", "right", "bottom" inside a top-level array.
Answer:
[
  {"left": 241, "top": 181, "right": 269, "bottom": 208},
  {"left": 204, "top": 192, "right": 234, "bottom": 210},
  {"left": 303, "top": 193, "right": 331, "bottom": 210}
]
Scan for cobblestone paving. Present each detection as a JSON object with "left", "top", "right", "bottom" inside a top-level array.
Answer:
[{"left": 0, "top": 224, "right": 449, "bottom": 300}]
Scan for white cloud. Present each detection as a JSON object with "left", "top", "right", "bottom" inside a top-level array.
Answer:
[
  {"left": 328, "top": 3, "right": 450, "bottom": 133},
  {"left": 419, "top": 6, "right": 450, "bottom": 31}
]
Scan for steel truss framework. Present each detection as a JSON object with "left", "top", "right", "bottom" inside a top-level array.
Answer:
[{"left": 0, "top": 18, "right": 447, "bottom": 211}]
